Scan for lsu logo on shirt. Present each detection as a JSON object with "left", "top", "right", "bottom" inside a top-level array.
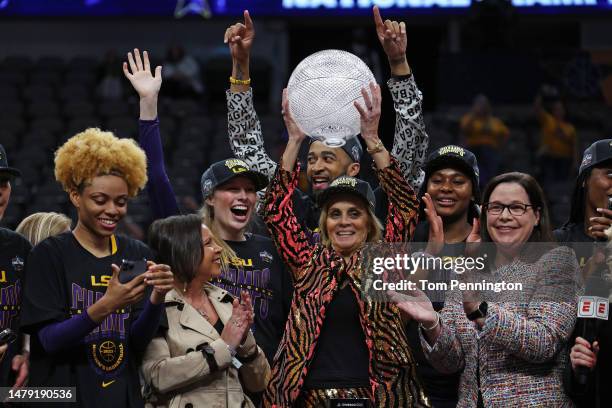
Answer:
[
  {"left": 230, "top": 258, "right": 253, "bottom": 267},
  {"left": 91, "top": 275, "right": 112, "bottom": 287}
]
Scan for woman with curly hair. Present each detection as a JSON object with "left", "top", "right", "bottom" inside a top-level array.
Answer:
[{"left": 20, "top": 129, "right": 174, "bottom": 408}]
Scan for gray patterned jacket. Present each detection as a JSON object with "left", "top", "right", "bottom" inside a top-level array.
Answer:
[
  {"left": 226, "top": 75, "right": 427, "bottom": 192},
  {"left": 420, "top": 246, "right": 579, "bottom": 408}
]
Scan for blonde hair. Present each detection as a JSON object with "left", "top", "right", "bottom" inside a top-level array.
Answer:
[
  {"left": 16, "top": 212, "right": 72, "bottom": 246},
  {"left": 318, "top": 201, "right": 383, "bottom": 247},
  {"left": 54, "top": 128, "right": 147, "bottom": 197},
  {"left": 199, "top": 204, "right": 238, "bottom": 267}
]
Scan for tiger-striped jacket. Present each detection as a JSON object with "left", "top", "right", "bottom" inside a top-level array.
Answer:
[{"left": 261, "top": 157, "right": 431, "bottom": 407}]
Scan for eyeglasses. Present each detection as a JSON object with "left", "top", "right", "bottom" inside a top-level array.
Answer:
[{"left": 483, "top": 202, "right": 536, "bottom": 216}]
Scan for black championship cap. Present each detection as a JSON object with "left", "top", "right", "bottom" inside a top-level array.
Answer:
[
  {"left": 424, "top": 145, "right": 481, "bottom": 199},
  {"left": 310, "top": 136, "right": 363, "bottom": 163},
  {"left": 200, "top": 159, "right": 268, "bottom": 198},
  {"left": 0, "top": 144, "right": 21, "bottom": 178},
  {"left": 317, "top": 175, "right": 375, "bottom": 210},
  {"left": 579, "top": 139, "right": 612, "bottom": 176}
]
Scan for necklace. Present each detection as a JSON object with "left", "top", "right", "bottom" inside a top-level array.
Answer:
[
  {"left": 194, "top": 306, "right": 210, "bottom": 321},
  {"left": 183, "top": 283, "right": 211, "bottom": 320},
  {"left": 190, "top": 292, "right": 215, "bottom": 323}
]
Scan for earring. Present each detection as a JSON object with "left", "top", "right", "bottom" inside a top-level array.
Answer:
[{"left": 183, "top": 282, "right": 188, "bottom": 293}]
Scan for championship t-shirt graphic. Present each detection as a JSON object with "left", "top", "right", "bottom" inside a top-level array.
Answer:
[
  {"left": 212, "top": 233, "right": 293, "bottom": 363},
  {"left": 70, "top": 282, "right": 130, "bottom": 380},
  {"left": 20, "top": 232, "right": 152, "bottom": 408},
  {"left": 0, "top": 265, "right": 21, "bottom": 330},
  {"left": 0, "top": 228, "right": 31, "bottom": 386}
]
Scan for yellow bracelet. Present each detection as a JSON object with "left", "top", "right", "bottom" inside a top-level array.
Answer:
[
  {"left": 229, "top": 76, "right": 251, "bottom": 85},
  {"left": 366, "top": 139, "right": 384, "bottom": 155}
]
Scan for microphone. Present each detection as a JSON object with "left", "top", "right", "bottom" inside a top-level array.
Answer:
[{"left": 575, "top": 295, "right": 609, "bottom": 385}]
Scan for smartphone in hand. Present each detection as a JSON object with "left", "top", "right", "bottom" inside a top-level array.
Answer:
[{"left": 118, "top": 259, "right": 148, "bottom": 284}]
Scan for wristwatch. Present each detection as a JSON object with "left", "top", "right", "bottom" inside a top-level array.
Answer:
[
  {"left": 466, "top": 302, "right": 488, "bottom": 321},
  {"left": 199, "top": 343, "right": 219, "bottom": 372}
]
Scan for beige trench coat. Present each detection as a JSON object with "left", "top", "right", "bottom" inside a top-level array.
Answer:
[{"left": 141, "top": 284, "right": 270, "bottom": 408}]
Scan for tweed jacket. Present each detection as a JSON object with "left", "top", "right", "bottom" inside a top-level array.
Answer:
[
  {"left": 260, "top": 157, "right": 430, "bottom": 407},
  {"left": 141, "top": 284, "right": 270, "bottom": 408},
  {"left": 421, "top": 246, "right": 579, "bottom": 407}
]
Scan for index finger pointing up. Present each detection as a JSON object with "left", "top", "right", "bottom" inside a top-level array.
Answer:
[
  {"left": 244, "top": 9, "right": 253, "bottom": 29},
  {"left": 373, "top": 6, "right": 384, "bottom": 31}
]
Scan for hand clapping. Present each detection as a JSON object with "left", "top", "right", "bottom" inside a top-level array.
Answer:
[{"left": 221, "top": 291, "right": 254, "bottom": 350}]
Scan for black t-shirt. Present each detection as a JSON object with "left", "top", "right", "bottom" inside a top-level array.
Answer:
[
  {"left": 410, "top": 221, "right": 464, "bottom": 404},
  {"left": 406, "top": 235, "right": 463, "bottom": 405},
  {"left": 412, "top": 220, "right": 432, "bottom": 243},
  {"left": 212, "top": 233, "right": 293, "bottom": 363},
  {"left": 20, "top": 232, "right": 152, "bottom": 408},
  {"left": 303, "top": 284, "right": 370, "bottom": 389},
  {"left": 0, "top": 228, "right": 31, "bottom": 387}
]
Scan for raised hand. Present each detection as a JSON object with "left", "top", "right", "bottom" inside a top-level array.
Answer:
[
  {"left": 221, "top": 291, "right": 253, "bottom": 350},
  {"left": 281, "top": 88, "right": 305, "bottom": 143},
  {"left": 354, "top": 82, "right": 382, "bottom": 143},
  {"left": 238, "top": 291, "right": 255, "bottom": 343},
  {"left": 123, "top": 49, "right": 162, "bottom": 100},
  {"left": 224, "top": 10, "right": 255, "bottom": 66},
  {"left": 387, "top": 289, "right": 439, "bottom": 344},
  {"left": 464, "top": 217, "right": 482, "bottom": 259},
  {"left": 355, "top": 82, "right": 390, "bottom": 168},
  {"left": 280, "top": 88, "right": 306, "bottom": 172},
  {"left": 423, "top": 193, "right": 444, "bottom": 255},
  {"left": 373, "top": 6, "right": 408, "bottom": 69},
  {"left": 462, "top": 217, "right": 484, "bottom": 317}
]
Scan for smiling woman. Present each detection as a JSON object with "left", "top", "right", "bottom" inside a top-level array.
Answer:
[
  {"left": 480, "top": 172, "right": 554, "bottom": 247},
  {"left": 125, "top": 44, "right": 293, "bottom": 380},
  {"left": 260, "top": 63, "right": 428, "bottom": 406},
  {"left": 20, "top": 128, "right": 175, "bottom": 408},
  {"left": 142, "top": 214, "right": 270, "bottom": 408},
  {"left": 394, "top": 171, "right": 579, "bottom": 407},
  {"left": 262, "top": 151, "right": 427, "bottom": 407}
]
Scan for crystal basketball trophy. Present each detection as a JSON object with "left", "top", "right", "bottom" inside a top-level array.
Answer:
[{"left": 287, "top": 49, "right": 376, "bottom": 147}]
